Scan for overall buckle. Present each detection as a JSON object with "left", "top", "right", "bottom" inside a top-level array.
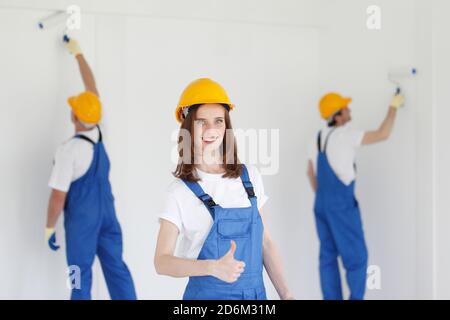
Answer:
[
  {"left": 246, "top": 187, "right": 255, "bottom": 197},
  {"left": 200, "top": 195, "right": 216, "bottom": 208}
]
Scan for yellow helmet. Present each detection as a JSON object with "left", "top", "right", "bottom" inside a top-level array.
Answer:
[
  {"left": 319, "top": 92, "right": 352, "bottom": 120},
  {"left": 68, "top": 91, "right": 102, "bottom": 124},
  {"left": 175, "top": 78, "right": 234, "bottom": 123}
]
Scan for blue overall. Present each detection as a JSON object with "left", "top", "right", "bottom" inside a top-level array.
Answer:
[
  {"left": 314, "top": 129, "right": 368, "bottom": 300},
  {"left": 182, "top": 165, "right": 266, "bottom": 300},
  {"left": 63, "top": 127, "right": 136, "bottom": 300}
]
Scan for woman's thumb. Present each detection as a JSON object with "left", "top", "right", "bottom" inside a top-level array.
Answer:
[{"left": 225, "top": 240, "right": 236, "bottom": 258}]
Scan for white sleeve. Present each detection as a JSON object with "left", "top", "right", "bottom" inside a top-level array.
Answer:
[
  {"left": 346, "top": 129, "right": 365, "bottom": 148},
  {"left": 48, "top": 146, "right": 75, "bottom": 192},
  {"left": 248, "top": 166, "right": 269, "bottom": 210},
  {"left": 158, "top": 190, "right": 183, "bottom": 233}
]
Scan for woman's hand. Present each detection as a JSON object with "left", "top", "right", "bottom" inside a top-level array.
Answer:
[{"left": 210, "top": 240, "right": 245, "bottom": 283}]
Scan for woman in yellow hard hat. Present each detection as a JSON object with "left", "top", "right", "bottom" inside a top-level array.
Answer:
[
  {"left": 307, "top": 91, "right": 405, "bottom": 300},
  {"left": 154, "top": 78, "right": 293, "bottom": 300}
]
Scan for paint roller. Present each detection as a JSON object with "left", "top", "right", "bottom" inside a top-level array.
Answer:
[
  {"left": 388, "top": 67, "right": 417, "bottom": 95},
  {"left": 38, "top": 11, "right": 71, "bottom": 43}
]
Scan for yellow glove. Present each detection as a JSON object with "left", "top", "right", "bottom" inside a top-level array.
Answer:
[
  {"left": 45, "top": 227, "right": 60, "bottom": 251},
  {"left": 390, "top": 94, "right": 405, "bottom": 109},
  {"left": 64, "top": 38, "right": 82, "bottom": 56},
  {"left": 45, "top": 227, "right": 54, "bottom": 242}
]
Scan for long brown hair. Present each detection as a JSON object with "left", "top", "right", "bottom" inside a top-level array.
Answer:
[{"left": 173, "top": 104, "right": 242, "bottom": 181}]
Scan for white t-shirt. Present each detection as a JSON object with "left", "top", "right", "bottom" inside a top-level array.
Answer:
[
  {"left": 159, "top": 165, "right": 268, "bottom": 260},
  {"left": 308, "top": 124, "right": 365, "bottom": 186},
  {"left": 48, "top": 127, "right": 100, "bottom": 192}
]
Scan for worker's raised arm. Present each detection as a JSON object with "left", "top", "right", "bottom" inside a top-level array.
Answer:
[
  {"left": 362, "top": 94, "right": 405, "bottom": 145},
  {"left": 64, "top": 38, "right": 99, "bottom": 97}
]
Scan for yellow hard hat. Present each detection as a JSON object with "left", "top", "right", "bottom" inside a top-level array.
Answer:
[
  {"left": 68, "top": 91, "right": 102, "bottom": 124},
  {"left": 175, "top": 78, "right": 234, "bottom": 123},
  {"left": 319, "top": 92, "right": 352, "bottom": 120}
]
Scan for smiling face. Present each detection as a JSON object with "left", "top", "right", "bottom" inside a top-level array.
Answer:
[
  {"left": 174, "top": 103, "right": 242, "bottom": 181},
  {"left": 193, "top": 104, "right": 227, "bottom": 153}
]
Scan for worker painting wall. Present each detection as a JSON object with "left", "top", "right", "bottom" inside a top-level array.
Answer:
[
  {"left": 317, "top": 0, "right": 420, "bottom": 299},
  {"left": 0, "top": 0, "right": 447, "bottom": 300},
  {"left": 316, "top": 0, "right": 450, "bottom": 299},
  {"left": 0, "top": 7, "right": 98, "bottom": 299}
]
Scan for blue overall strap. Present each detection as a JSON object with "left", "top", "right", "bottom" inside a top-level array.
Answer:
[
  {"left": 74, "top": 134, "right": 95, "bottom": 145},
  {"left": 240, "top": 165, "right": 256, "bottom": 198},
  {"left": 182, "top": 179, "right": 217, "bottom": 219},
  {"left": 317, "top": 131, "right": 322, "bottom": 153},
  {"left": 317, "top": 128, "right": 336, "bottom": 154},
  {"left": 74, "top": 125, "right": 102, "bottom": 145},
  {"left": 318, "top": 128, "right": 356, "bottom": 171},
  {"left": 97, "top": 125, "right": 103, "bottom": 142}
]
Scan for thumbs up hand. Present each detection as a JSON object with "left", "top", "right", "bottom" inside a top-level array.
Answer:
[{"left": 210, "top": 240, "right": 245, "bottom": 283}]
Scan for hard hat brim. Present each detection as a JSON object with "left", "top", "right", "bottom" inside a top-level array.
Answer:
[
  {"left": 176, "top": 103, "right": 235, "bottom": 123},
  {"left": 67, "top": 96, "right": 77, "bottom": 110}
]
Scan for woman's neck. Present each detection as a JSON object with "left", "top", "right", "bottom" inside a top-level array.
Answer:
[
  {"left": 194, "top": 148, "right": 225, "bottom": 174},
  {"left": 196, "top": 163, "right": 225, "bottom": 174}
]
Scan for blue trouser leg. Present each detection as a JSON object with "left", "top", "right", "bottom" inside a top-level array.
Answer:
[
  {"left": 66, "top": 228, "right": 97, "bottom": 300},
  {"left": 97, "top": 220, "right": 136, "bottom": 300},
  {"left": 327, "top": 205, "right": 368, "bottom": 300},
  {"left": 314, "top": 210, "right": 343, "bottom": 300}
]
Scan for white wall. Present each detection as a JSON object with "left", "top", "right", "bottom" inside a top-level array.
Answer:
[
  {"left": 0, "top": 0, "right": 446, "bottom": 300},
  {"left": 433, "top": 0, "right": 450, "bottom": 300},
  {"left": 413, "top": 0, "right": 435, "bottom": 299}
]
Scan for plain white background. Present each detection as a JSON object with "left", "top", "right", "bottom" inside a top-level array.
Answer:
[{"left": 0, "top": 0, "right": 448, "bottom": 299}]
